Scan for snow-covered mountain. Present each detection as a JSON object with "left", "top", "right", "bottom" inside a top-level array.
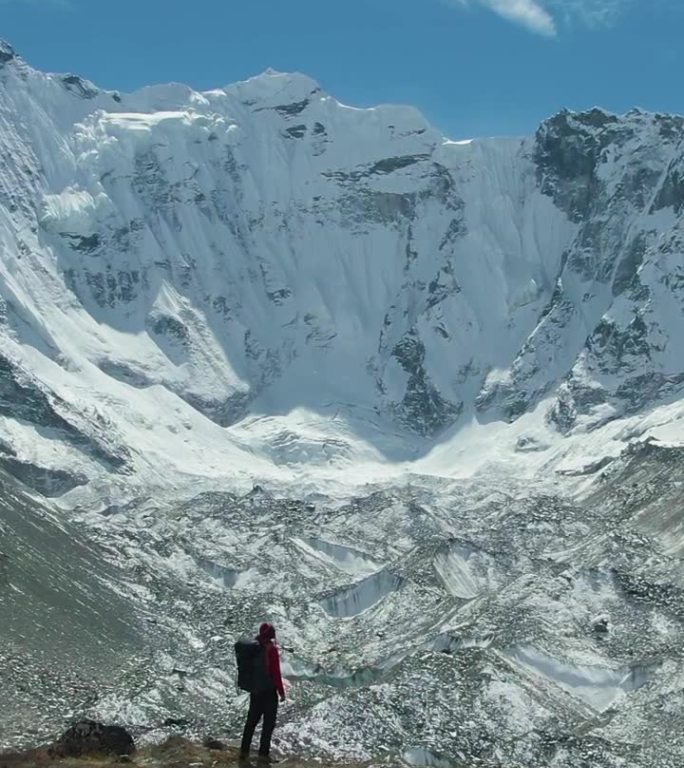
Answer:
[
  {"left": 2, "top": 39, "right": 684, "bottom": 768},
  {"left": 1, "top": 39, "right": 682, "bottom": 501}
]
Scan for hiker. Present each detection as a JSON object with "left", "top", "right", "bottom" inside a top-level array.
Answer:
[{"left": 237, "top": 622, "right": 286, "bottom": 764}]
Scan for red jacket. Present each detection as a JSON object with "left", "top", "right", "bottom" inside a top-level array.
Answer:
[{"left": 262, "top": 640, "right": 285, "bottom": 698}]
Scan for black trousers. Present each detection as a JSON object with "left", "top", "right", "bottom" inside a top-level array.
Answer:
[{"left": 240, "top": 689, "right": 279, "bottom": 756}]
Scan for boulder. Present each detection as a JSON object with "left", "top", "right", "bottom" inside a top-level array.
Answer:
[{"left": 49, "top": 720, "right": 135, "bottom": 757}]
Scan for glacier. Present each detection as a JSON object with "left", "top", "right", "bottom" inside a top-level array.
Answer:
[{"left": 1, "top": 39, "right": 684, "bottom": 767}]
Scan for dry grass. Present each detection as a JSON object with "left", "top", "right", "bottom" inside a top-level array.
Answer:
[{"left": 0, "top": 737, "right": 373, "bottom": 768}]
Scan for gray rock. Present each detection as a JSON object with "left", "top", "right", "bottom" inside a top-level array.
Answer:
[{"left": 0, "top": 40, "right": 15, "bottom": 66}]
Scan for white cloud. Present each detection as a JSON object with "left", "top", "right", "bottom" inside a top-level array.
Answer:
[
  {"left": 547, "top": 0, "right": 630, "bottom": 28},
  {"left": 480, "top": 0, "right": 556, "bottom": 35},
  {"left": 445, "top": 0, "right": 633, "bottom": 36}
]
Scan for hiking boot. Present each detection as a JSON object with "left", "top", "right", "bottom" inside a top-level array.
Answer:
[
  {"left": 238, "top": 752, "right": 251, "bottom": 765},
  {"left": 256, "top": 756, "right": 279, "bottom": 765}
]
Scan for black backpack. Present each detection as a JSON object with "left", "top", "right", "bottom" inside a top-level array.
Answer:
[{"left": 234, "top": 638, "right": 270, "bottom": 693}]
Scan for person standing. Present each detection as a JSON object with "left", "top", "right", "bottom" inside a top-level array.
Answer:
[{"left": 239, "top": 622, "right": 286, "bottom": 764}]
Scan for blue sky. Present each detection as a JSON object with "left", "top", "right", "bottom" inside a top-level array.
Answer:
[{"left": 1, "top": 0, "right": 681, "bottom": 138}]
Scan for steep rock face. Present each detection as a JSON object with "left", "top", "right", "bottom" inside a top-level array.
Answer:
[
  {"left": 479, "top": 109, "right": 684, "bottom": 432},
  {"left": 0, "top": 42, "right": 682, "bottom": 494}
]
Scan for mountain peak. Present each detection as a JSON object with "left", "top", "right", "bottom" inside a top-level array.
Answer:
[
  {"left": 252, "top": 68, "right": 322, "bottom": 93},
  {"left": 222, "top": 69, "right": 323, "bottom": 110}
]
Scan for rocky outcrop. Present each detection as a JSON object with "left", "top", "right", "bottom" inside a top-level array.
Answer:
[
  {"left": 0, "top": 40, "right": 15, "bottom": 67},
  {"left": 0, "top": 457, "right": 87, "bottom": 497},
  {"left": 0, "top": 353, "right": 131, "bottom": 474}
]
